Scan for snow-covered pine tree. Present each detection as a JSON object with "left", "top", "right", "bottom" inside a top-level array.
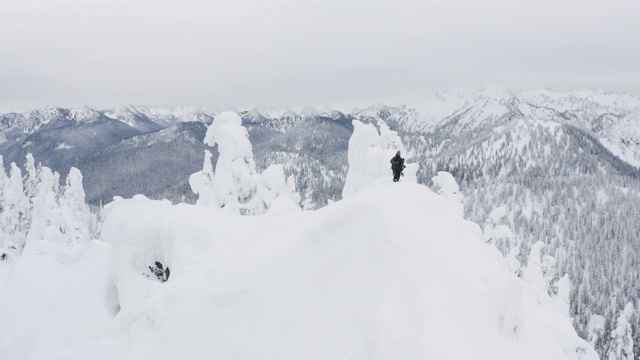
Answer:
[
  {"left": 589, "top": 314, "right": 606, "bottom": 349},
  {"left": 0, "top": 156, "right": 9, "bottom": 260},
  {"left": 542, "top": 254, "right": 559, "bottom": 297},
  {"left": 607, "top": 302, "right": 635, "bottom": 360},
  {"left": 189, "top": 150, "right": 215, "bottom": 207},
  {"left": 431, "top": 171, "right": 464, "bottom": 218},
  {"left": 301, "top": 186, "right": 316, "bottom": 211},
  {"left": 23, "top": 153, "right": 38, "bottom": 200},
  {"left": 505, "top": 247, "right": 522, "bottom": 277},
  {"left": 198, "top": 111, "right": 300, "bottom": 215},
  {"left": 0, "top": 162, "right": 30, "bottom": 256},
  {"left": 25, "top": 166, "right": 65, "bottom": 244},
  {"left": 59, "top": 167, "right": 96, "bottom": 245},
  {"left": 481, "top": 206, "right": 515, "bottom": 251},
  {"left": 523, "top": 241, "right": 547, "bottom": 293}
]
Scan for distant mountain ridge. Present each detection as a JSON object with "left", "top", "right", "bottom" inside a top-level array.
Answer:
[{"left": 1, "top": 87, "right": 640, "bottom": 205}]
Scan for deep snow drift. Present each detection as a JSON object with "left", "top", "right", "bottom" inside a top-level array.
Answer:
[{"left": 0, "top": 180, "right": 596, "bottom": 359}]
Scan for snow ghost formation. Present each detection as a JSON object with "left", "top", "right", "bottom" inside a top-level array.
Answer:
[
  {"left": 342, "top": 120, "right": 418, "bottom": 198},
  {"left": 188, "top": 150, "right": 215, "bottom": 207},
  {"left": 0, "top": 159, "right": 29, "bottom": 258},
  {"left": 0, "top": 155, "right": 96, "bottom": 258},
  {"left": 431, "top": 171, "right": 464, "bottom": 218},
  {"left": 189, "top": 111, "right": 300, "bottom": 214}
]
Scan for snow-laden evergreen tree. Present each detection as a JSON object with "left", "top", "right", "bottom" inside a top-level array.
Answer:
[
  {"left": 23, "top": 153, "right": 38, "bottom": 200},
  {"left": 505, "top": 247, "right": 522, "bottom": 277},
  {"left": 481, "top": 207, "right": 514, "bottom": 249},
  {"left": 0, "top": 162, "right": 30, "bottom": 256},
  {"left": 522, "top": 241, "right": 547, "bottom": 293},
  {"left": 205, "top": 111, "right": 257, "bottom": 213},
  {"left": 194, "top": 111, "right": 300, "bottom": 214},
  {"left": 542, "top": 254, "right": 559, "bottom": 297},
  {"left": 0, "top": 156, "right": 9, "bottom": 260},
  {"left": 246, "top": 165, "right": 300, "bottom": 215},
  {"left": 301, "top": 186, "right": 316, "bottom": 211},
  {"left": 25, "top": 166, "right": 65, "bottom": 244},
  {"left": 59, "top": 167, "right": 96, "bottom": 245},
  {"left": 0, "top": 155, "right": 6, "bottom": 191},
  {"left": 607, "top": 302, "right": 635, "bottom": 360},
  {"left": 589, "top": 314, "right": 606, "bottom": 348},
  {"left": 431, "top": 171, "right": 464, "bottom": 218},
  {"left": 189, "top": 150, "right": 215, "bottom": 207},
  {"left": 555, "top": 275, "right": 571, "bottom": 317}
]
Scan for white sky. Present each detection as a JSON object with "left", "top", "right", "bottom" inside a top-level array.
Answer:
[{"left": 1, "top": 0, "right": 639, "bottom": 110}]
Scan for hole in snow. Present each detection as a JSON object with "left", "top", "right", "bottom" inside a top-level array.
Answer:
[{"left": 144, "top": 261, "right": 170, "bottom": 283}]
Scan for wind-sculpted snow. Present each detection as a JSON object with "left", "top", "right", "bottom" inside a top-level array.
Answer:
[{"left": 0, "top": 181, "right": 597, "bottom": 359}]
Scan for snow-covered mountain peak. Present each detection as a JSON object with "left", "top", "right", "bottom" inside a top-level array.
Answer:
[
  {"left": 69, "top": 106, "right": 104, "bottom": 123},
  {"left": 290, "top": 104, "right": 320, "bottom": 118},
  {"left": 255, "top": 107, "right": 298, "bottom": 120},
  {"left": 353, "top": 103, "right": 404, "bottom": 121},
  {"left": 28, "top": 106, "right": 69, "bottom": 124},
  {"left": 102, "top": 103, "right": 148, "bottom": 123},
  {"left": 398, "top": 86, "right": 519, "bottom": 134},
  {"left": 146, "top": 106, "right": 216, "bottom": 126}
]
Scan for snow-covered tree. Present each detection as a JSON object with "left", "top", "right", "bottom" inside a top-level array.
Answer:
[
  {"left": 301, "top": 187, "right": 316, "bottom": 211},
  {"left": 247, "top": 166, "right": 300, "bottom": 215},
  {"left": 505, "top": 247, "right": 522, "bottom": 277},
  {"left": 555, "top": 275, "right": 571, "bottom": 316},
  {"left": 481, "top": 206, "right": 514, "bottom": 249},
  {"left": 23, "top": 153, "right": 38, "bottom": 199},
  {"left": 194, "top": 111, "right": 300, "bottom": 214},
  {"left": 59, "top": 167, "right": 96, "bottom": 245},
  {"left": 0, "top": 155, "right": 6, "bottom": 192},
  {"left": 589, "top": 314, "right": 606, "bottom": 348},
  {"left": 26, "top": 166, "right": 65, "bottom": 244},
  {"left": 189, "top": 150, "right": 215, "bottom": 207},
  {"left": 607, "top": 302, "right": 635, "bottom": 360},
  {"left": 0, "top": 162, "right": 30, "bottom": 256},
  {"left": 205, "top": 111, "right": 258, "bottom": 212},
  {"left": 0, "top": 156, "right": 10, "bottom": 260},
  {"left": 522, "top": 241, "right": 546, "bottom": 293},
  {"left": 431, "top": 171, "right": 464, "bottom": 218},
  {"left": 541, "top": 254, "right": 560, "bottom": 296}
]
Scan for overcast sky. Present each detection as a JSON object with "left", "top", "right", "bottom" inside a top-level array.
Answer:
[{"left": 1, "top": 0, "right": 639, "bottom": 110}]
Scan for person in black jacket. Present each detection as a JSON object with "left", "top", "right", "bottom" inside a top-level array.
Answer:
[{"left": 390, "top": 151, "right": 405, "bottom": 182}]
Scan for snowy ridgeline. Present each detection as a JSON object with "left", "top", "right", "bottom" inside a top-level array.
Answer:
[{"left": 0, "top": 112, "right": 600, "bottom": 359}]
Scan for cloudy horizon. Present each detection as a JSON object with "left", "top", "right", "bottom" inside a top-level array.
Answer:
[{"left": 1, "top": 0, "right": 639, "bottom": 110}]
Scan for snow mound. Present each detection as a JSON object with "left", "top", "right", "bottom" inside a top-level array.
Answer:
[{"left": 0, "top": 181, "right": 596, "bottom": 359}]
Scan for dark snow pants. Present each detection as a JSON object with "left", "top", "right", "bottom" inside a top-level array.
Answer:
[{"left": 393, "top": 169, "right": 402, "bottom": 182}]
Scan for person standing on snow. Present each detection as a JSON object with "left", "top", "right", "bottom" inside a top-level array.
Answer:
[{"left": 390, "top": 151, "right": 405, "bottom": 182}]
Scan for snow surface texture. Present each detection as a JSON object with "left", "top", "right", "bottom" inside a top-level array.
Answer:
[
  {"left": 0, "top": 181, "right": 597, "bottom": 360},
  {"left": 342, "top": 120, "right": 418, "bottom": 198}
]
